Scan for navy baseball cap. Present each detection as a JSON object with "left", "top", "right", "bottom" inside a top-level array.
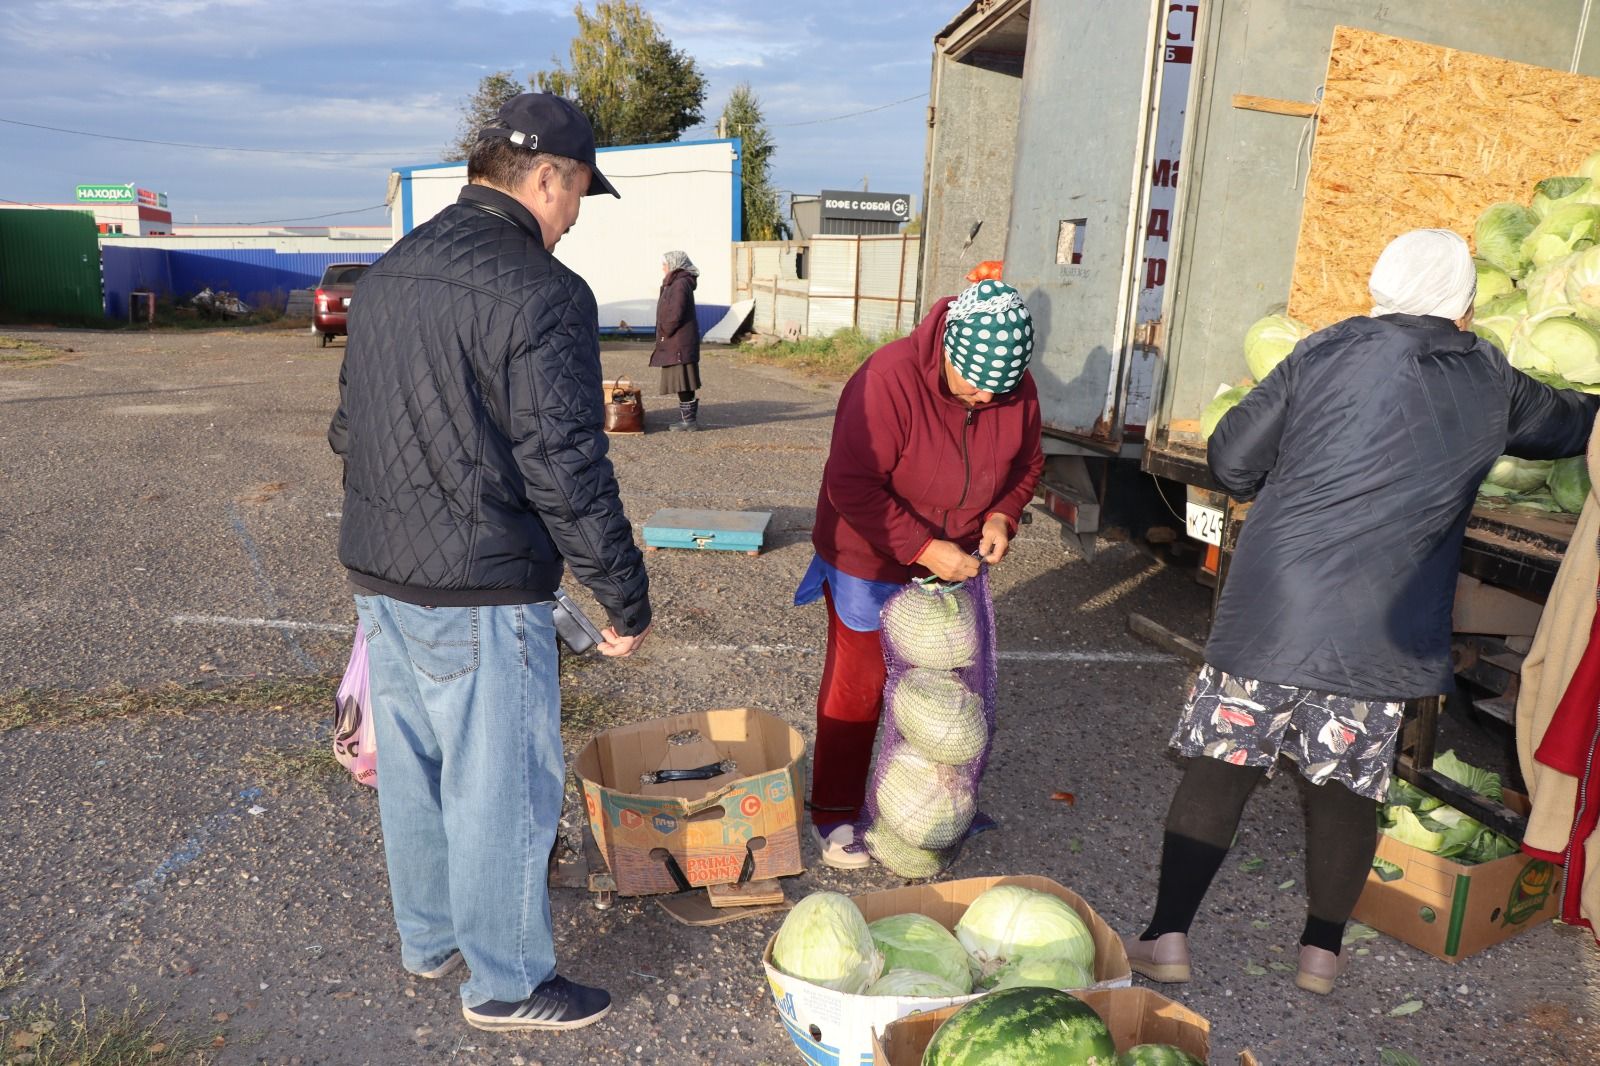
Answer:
[{"left": 477, "top": 93, "right": 620, "bottom": 198}]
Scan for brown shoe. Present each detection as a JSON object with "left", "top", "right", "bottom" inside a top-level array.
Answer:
[
  {"left": 1121, "top": 931, "right": 1191, "bottom": 983},
  {"left": 1294, "top": 945, "right": 1348, "bottom": 995}
]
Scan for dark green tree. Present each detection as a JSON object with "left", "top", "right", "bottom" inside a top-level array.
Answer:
[
  {"left": 532, "top": 1, "right": 707, "bottom": 147},
  {"left": 722, "top": 83, "right": 788, "bottom": 241},
  {"left": 446, "top": 70, "right": 523, "bottom": 161}
]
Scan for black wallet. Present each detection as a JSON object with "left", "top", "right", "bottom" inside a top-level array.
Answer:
[{"left": 551, "top": 587, "right": 605, "bottom": 654}]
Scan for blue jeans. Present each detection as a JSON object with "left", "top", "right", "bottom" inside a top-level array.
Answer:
[{"left": 352, "top": 595, "right": 565, "bottom": 1007}]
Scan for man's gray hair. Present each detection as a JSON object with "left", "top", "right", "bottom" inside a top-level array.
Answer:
[{"left": 467, "top": 137, "right": 585, "bottom": 192}]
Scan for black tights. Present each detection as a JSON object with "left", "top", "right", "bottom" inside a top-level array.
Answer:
[
  {"left": 677, "top": 390, "right": 697, "bottom": 403},
  {"left": 1142, "top": 757, "right": 1378, "bottom": 953}
]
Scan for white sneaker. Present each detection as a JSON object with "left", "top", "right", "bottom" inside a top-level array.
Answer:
[{"left": 811, "top": 823, "right": 871, "bottom": 870}]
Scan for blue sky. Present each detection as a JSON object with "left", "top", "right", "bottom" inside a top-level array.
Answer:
[{"left": 1, "top": 0, "right": 951, "bottom": 226}]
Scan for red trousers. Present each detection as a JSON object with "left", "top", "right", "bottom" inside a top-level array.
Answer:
[{"left": 809, "top": 586, "right": 888, "bottom": 825}]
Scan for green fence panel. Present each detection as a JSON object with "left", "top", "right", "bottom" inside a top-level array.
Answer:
[{"left": 0, "top": 210, "right": 103, "bottom": 321}]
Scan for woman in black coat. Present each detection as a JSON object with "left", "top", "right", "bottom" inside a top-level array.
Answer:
[{"left": 650, "top": 250, "right": 701, "bottom": 431}]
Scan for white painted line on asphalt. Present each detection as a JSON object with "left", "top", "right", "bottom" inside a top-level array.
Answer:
[
  {"left": 663, "top": 642, "right": 1175, "bottom": 664},
  {"left": 28, "top": 787, "right": 266, "bottom": 986},
  {"left": 171, "top": 614, "right": 355, "bottom": 634},
  {"left": 163, "top": 624, "right": 1178, "bottom": 664}
]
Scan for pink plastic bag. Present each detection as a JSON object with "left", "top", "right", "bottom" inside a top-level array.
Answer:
[{"left": 333, "top": 622, "right": 378, "bottom": 788}]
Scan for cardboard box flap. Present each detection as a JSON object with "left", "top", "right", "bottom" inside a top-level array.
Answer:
[{"left": 574, "top": 707, "right": 805, "bottom": 809}]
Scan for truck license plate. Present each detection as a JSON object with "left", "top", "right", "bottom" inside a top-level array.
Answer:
[{"left": 1185, "top": 501, "right": 1223, "bottom": 546}]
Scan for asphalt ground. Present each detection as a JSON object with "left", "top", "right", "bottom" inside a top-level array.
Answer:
[{"left": 0, "top": 325, "right": 1594, "bottom": 1065}]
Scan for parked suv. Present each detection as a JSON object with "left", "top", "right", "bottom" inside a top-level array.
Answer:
[{"left": 313, "top": 263, "right": 369, "bottom": 347}]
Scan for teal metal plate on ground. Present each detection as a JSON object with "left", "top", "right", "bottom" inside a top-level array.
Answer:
[{"left": 642, "top": 509, "right": 773, "bottom": 555}]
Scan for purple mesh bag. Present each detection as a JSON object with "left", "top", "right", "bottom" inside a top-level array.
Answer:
[{"left": 854, "top": 566, "right": 997, "bottom": 878}]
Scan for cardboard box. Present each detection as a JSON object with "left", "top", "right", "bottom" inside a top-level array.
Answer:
[
  {"left": 763, "top": 875, "right": 1131, "bottom": 1066},
  {"left": 1352, "top": 792, "right": 1561, "bottom": 962},
  {"left": 872, "top": 987, "right": 1215, "bottom": 1065},
  {"left": 575, "top": 707, "right": 804, "bottom": 897}
]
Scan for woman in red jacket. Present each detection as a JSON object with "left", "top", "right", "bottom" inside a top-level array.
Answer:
[{"left": 795, "top": 279, "right": 1044, "bottom": 868}]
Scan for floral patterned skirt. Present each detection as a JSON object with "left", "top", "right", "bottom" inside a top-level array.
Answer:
[{"left": 1170, "top": 664, "right": 1404, "bottom": 801}]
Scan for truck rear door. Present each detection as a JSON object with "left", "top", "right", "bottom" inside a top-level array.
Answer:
[{"left": 1004, "top": 0, "right": 1169, "bottom": 451}]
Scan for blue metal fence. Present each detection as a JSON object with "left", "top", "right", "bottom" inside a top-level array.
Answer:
[{"left": 101, "top": 246, "right": 384, "bottom": 317}]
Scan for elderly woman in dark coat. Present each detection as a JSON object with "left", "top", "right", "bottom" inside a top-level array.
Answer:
[
  {"left": 650, "top": 250, "right": 702, "bottom": 431},
  {"left": 1123, "top": 229, "right": 1598, "bottom": 997}
]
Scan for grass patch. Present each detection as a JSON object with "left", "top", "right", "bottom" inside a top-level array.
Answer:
[
  {"left": 0, "top": 675, "right": 337, "bottom": 733},
  {"left": 0, "top": 998, "right": 212, "bottom": 1065},
  {"left": 738, "top": 327, "right": 899, "bottom": 380},
  {"left": 0, "top": 953, "right": 24, "bottom": 995},
  {"left": 0, "top": 336, "right": 59, "bottom": 367},
  {"left": 239, "top": 744, "right": 346, "bottom": 786}
]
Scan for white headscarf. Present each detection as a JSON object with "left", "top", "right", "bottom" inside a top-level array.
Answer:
[
  {"left": 663, "top": 250, "right": 699, "bottom": 277},
  {"left": 1368, "top": 228, "right": 1476, "bottom": 321}
]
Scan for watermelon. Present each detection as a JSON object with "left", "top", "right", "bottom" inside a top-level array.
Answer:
[
  {"left": 1118, "top": 1046, "right": 1204, "bottom": 1066},
  {"left": 921, "top": 987, "right": 1116, "bottom": 1066}
]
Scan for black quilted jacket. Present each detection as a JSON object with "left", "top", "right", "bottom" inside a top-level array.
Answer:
[
  {"left": 328, "top": 184, "right": 651, "bottom": 636},
  {"left": 1205, "top": 313, "right": 1596, "bottom": 700}
]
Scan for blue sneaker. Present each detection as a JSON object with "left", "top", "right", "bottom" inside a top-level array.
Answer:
[{"left": 462, "top": 974, "right": 611, "bottom": 1031}]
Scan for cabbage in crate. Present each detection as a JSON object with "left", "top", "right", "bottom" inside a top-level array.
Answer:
[
  {"left": 1510, "top": 315, "right": 1600, "bottom": 383},
  {"left": 865, "top": 968, "right": 965, "bottom": 998},
  {"left": 876, "top": 747, "right": 977, "bottom": 850},
  {"left": 890, "top": 668, "right": 987, "bottom": 765},
  {"left": 868, "top": 913, "right": 974, "bottom": 994},
  {"left": 1474, "top": 259, "right": 1515, "bottom": 306},
  {"left": 771, "top": 891, "right": 883, "bottom": 993},
  {"left": 1475, "top": 202, "right": 1540, "bottom": 278},
  {"left": 1483, "top": 455, "right": 1554, "bottom": 493},
  {"left": 1521, "top": 202, "right": 1600, "bottom": 269},
  {"left": 1549, "top": 455, "right": 1592, "bottom": 514},
  {"left": 984, "top": 952, "right": 1094, "bottom": 992},
  {"left": 954, "top": 884, "right": 1097, "bottom": 978},
  {"left": 881, "top": 581, "right": 979, "bottom": 670}
]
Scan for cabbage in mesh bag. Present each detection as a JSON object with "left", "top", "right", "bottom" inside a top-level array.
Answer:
[
  {"left": 890, "top": 668, "right": 987, "bottom": 765},
  {"left": 876, "top": 747, "right": 977, "bottom": 849},
  {"left": 863, "top": 822, "right": 958, "bottom": 880},
  {"left": 881, "top": 582, "right": 979, "bottom": 670}
]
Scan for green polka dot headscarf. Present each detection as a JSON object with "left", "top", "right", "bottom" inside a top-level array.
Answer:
[{"left": 943, "top": 280, "right": 1035, "bottom": 393}]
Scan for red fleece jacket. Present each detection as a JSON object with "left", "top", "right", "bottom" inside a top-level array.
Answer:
[{"left": 813, "top": 296, "right": 1045, "bottom": 583}]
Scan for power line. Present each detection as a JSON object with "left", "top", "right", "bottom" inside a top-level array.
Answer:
[
  {"left": 0, "top": 116, "right": 425, "bottom": 159},
  {"left": 686, "top": 91, "right": 928, "bottom": 133},
  {"left": 773, "top": 92, "right": 927, "bottom": 127}
]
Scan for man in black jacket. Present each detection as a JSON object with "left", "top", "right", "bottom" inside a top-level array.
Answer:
[
  {"left": 1123, "top": 229, "right": 1597, "bottom": 996},
  {"left": 329, "top": 93, "right": 649, "bottom": 1032}
]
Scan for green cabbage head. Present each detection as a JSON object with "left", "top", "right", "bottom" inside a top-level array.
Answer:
[
  {"left": 1484, "top": 455, "right": 1554, "bottom": 492},
  {"left": 772, "top": 891, "right": 883, "bottom": 993},
  {"left": 1510, "top": 314, "right": 1600, "bottom": 383},
  {"left": 1565, "top": 244, "right": 1600, "bottom": 325},
  {"left": 1243, "top": 313, "right": 1313, "bottom": 380},
  {"left": 868, "top": 913, "right": 973, "bottom": 994},
  {"left": 1201, "top": 385, "right": 1251, "bottom": 439},
  {"left": 865, "top": 969, "right": 966, "bottom": 998},
  {"left": 1531, "top": 176, "right": 1600, "bottom": 218},
  {"left": 1521, "top": 202, "right": 1600, "bottom": 268},
  {"left": 1549, "top": 455, "right": 1592, "bottom": 514},
  {"left": 1474, "top": 260, "right": 1515, "bottom": 306},
  {"left": 954, "top": 885, "right": 1096, "bottom": 976},
  {"left": 1474, "top": 202, "right": 1540, "bottom": 277},
  {"left": 1382, "top": 805, "right": 1445, "bottom": 852},
  {"left": 985, "top": 954, "right": 1095, "bottom": 992},
  {"left": 1434, "top": 750, "right": 1503, "bottom": 802}
]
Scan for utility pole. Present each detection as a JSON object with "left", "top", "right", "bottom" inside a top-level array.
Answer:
[
  {"left": 861, "top": 176, "right": 870, "bottom": 191},
  {"left": 717, "top": 116, "right": 728, "bottom": 139}
]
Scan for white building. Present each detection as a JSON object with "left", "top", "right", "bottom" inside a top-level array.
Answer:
[
  {"left": 0, "top": 183, "right": 172, "bottom": 235},
  {"left": 389, "top": 138, "right": 740, "bottom": 329}
]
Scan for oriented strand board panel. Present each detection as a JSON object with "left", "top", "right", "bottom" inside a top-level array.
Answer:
[{"left": 1289, "top": 26, "right": 1600, "bottom": 327}]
